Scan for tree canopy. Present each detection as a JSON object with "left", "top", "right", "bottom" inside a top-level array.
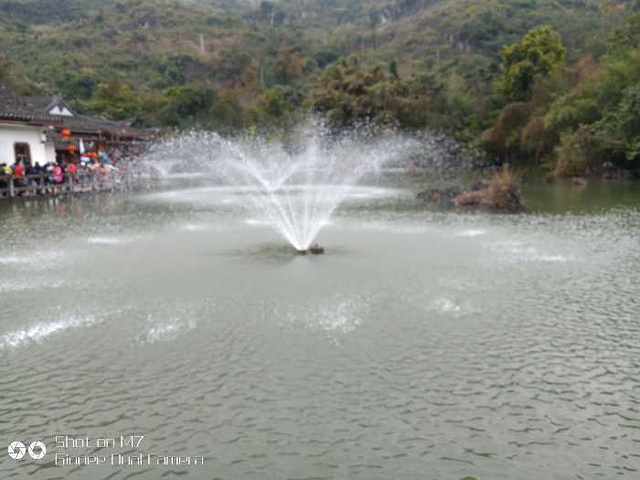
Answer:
[{"left": 500, "top": 26, "right": 566, "bottom": 101}]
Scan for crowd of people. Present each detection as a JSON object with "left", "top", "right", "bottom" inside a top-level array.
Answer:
[{"left": 0, "top": 149, "right": 131, "bottom": 197}]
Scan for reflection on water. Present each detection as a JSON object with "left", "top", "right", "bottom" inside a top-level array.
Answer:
[
  {"left": 0, "top": 315, "right": 99, "bottom": 349},
  {"left": 523, "top": 176, "right": 640, "bottom": 213},
  {"left": 0, "top": 175, "right": 639, "bottom": 479}
]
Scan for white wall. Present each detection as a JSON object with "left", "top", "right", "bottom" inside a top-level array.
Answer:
[
  {"left": 0, "top": 122, "right": 56, "bottom": 166},
  {"left": 49, "top": 106, "right": 73, "bottom": 116}
]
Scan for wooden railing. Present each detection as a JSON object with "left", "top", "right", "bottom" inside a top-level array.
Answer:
[{"left": 0, "top": 171, "right": 152, "bottom": 199}]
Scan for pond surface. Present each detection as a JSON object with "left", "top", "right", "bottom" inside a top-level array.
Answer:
[{"left": 1, "top": 174, "right": 639, "bottom": 479}]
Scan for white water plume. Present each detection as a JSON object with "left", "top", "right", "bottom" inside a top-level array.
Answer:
[{"left": 144, "top": 124, "right": 419, "bottom": 251}]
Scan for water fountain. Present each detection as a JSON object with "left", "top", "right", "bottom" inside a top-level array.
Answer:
[
  {"left": 4, "top": 122, "right": 640, "bottom": 480},
  {"left": 144, "top": 124, "right": 418, "bottom": 253}
]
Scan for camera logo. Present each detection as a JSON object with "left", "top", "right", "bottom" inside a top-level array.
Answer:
[
  {"left": 7, "top": 441, "right": 46, "bottom": 460},
  {"left": 28, "top": 442, "right": 46, "bottom": 460},
  {"left": 7, "top": 442, "right": 26, "bottom": 460}
]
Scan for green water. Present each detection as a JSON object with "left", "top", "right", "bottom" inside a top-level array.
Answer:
[
  {"left": 524, "top": 177, "right": 640, "bottom": 213},
  {"left": 0, "top": 174, "right": 638, "bottom": 479}
]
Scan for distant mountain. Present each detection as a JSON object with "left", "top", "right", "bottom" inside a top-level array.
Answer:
[{"left": 0, "top": 0, "right": 632, "bottom": 127}]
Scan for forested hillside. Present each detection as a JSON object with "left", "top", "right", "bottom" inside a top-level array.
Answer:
[{"left": 0, "top": 0, "right": 638, "bottom": 174}]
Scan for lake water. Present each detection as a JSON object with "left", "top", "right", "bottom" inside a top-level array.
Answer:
[{"left": 1, "top": 173, "right": 639, "bottom": 479}]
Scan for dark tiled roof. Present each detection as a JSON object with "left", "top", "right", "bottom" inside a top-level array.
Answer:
[
  {"left": 60, "top": 114, "right": 135, "bottom": 133},
  {"left": 27, "top": 94, "right": 78, "bottom": 116},
  {"left": 0, "top": 84, "right": 150, "bottom": 139},
  {"left": 0, "top": 84, "right": 61, "bottom": 123}
]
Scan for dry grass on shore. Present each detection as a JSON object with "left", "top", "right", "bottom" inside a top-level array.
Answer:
[
  {"left": 483, "top": 166, "right": 525, "bottom": 211},
  {"left": 454, "top": 166, "right": 525, "bottom": 212}
]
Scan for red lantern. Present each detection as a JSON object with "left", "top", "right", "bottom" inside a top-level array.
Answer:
[
  {"left": 67, "top": 145, "right": 78, "bottom": 154},
  {"left": 61, "top": 129, "right": 71, "bottom": 139}
]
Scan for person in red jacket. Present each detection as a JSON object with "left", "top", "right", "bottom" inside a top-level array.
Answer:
[
  {"left": 66, "top": 162, "right": 78, "bottom": 187},
  {"left": 11, "top": 162, "right": 26, "bottom": 193}
]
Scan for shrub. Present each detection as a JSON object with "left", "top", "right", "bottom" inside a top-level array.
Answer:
[
  {"left": 554, "top": 126, "right": 608, "bottom": 177},
  {"left": 482, "top": 166, "right": 526, "bottom": 211}
]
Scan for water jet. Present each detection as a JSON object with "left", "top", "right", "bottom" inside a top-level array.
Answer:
[{"left": 143, "top": 124, "right": 418, "bottom": 251}]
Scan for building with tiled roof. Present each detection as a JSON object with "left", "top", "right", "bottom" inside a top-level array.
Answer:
[{"left": 0, "top": 84, "right": 153, "bottom": 166}]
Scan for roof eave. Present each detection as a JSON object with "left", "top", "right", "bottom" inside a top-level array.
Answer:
[{"left": 0, "top": 114, "right": 61, "bottom": 126}]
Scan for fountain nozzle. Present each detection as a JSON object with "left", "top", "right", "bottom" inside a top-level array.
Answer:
[{"left": 297, "top": 244, "right": 325, "bottom": 255}]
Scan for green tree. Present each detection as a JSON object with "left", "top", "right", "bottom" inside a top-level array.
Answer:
[
  {"left": 260, "top": 88, "right": 288, "bottom": 118},
  {"left": 479, "top": 102, "right": 532, "bottom": 161},
  {"left": 543, "top": 12, "right": 640, "bottom": 173},
  {"left": 160, "top": 87, "right": 215, "bottom": 128},
  {"left": 309, "top": 57, "right": 434, "bottom": 128},
  {"left": 217, "top": 48, "right": 252, "bottom": 83},
  {"left": 500, "top": 26, "right": 566, "bottom": 101},
  {"left": 273, "top": 48, "right": 305, "bottom": 85},
  {"left": 608, "top": 10, "right": 640, "bottom": 52},
  {"left": 594, "top": 83, "right": 640, "bottom": 160},
  {"left": 59, "top": 72, "right": 98, "bottom": 100},
  {"left": 521, "top": 116, "right": 558, "bottom": 161},
  {"left": 85, "top": 81, "right": 139, "bottom": 121},
  {"left": 389, "top": 60, "right": 399, "bottom": 79},
  {"left": 209, "top": 90, "right": 247, "bottom": 131}
]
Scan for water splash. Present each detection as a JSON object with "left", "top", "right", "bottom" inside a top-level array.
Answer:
[{"left": 145, "top": 124, "right": 419, "bottom": 251}]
